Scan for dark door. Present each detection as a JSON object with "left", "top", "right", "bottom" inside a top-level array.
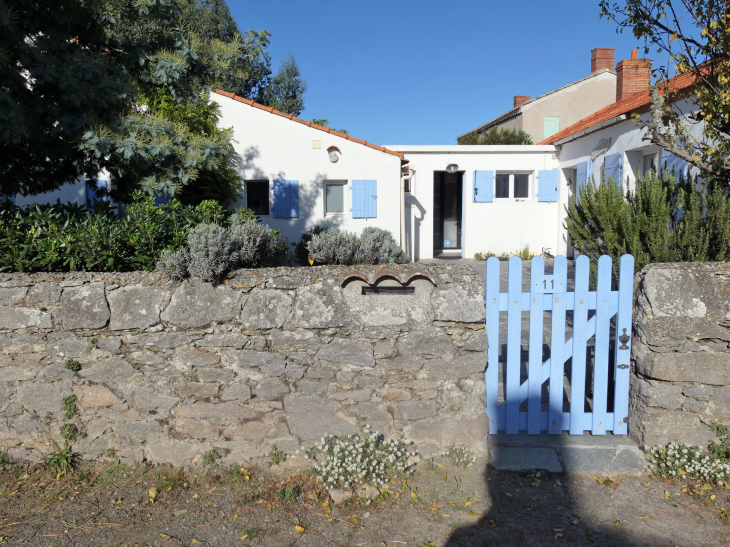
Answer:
[{"left": 433, "top": 171, "right": 463, "bottom": 252}]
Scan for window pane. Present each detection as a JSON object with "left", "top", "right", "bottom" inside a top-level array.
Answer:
[
  {"left": 325, "top": 184, "right": 344, "bottom": 213},
  {"left": 246, "top": 181, "right": 269, "bottom": 215},
  {"left": 496, "top": 174, "right": 510, "bottom": 198},
  {"left": 514, "top": 174, "right": 529, "bottom": 198}
]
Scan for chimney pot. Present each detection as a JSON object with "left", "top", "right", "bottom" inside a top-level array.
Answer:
[
  {"left": 615, "top": 50, "right": 652, "bottom": 102},
  {"left": 513, "top": 95, "right": 530, "bottom": 108},
  {"left": 591, "top": 48, "right": 615, "bottom": 73}
]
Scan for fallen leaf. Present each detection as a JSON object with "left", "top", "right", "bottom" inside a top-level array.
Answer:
[
  {"left": 349, "top": 517, "right": 359, "bottom": 524},
  {"left": 665, "top": 490, "right": 671, "bottom": 499},
  {"left": 149, "top": 488, "right": 158, "bottom": 503},
  {"left": 321, "top": 498, "right": 330, "bottom": 507},
  {"left": 614, "top": 521, "right": 621, "bottom": 528},
  {"left": 363, "top": 512, "right": 370, "bottom": 519},
  {"left": 449, "top": 501, "right": 458, "bottom": 508},
  {"left": 240, "top": 534, "right": 248, "bottom": 542},
  {"left": 702, "top": 484, "right": 714, "bottom": 490},
  {"left": 415, "top": 521, "right": 421, "bottom": 525},
  {"left": 504, "top": 493, "right": 512, "bottom": 498},
  {"left": 442, "top": 514, "right": 450, "bottom": 518},
  {"left": 642, "top": 482, "right": 651, "bottom": 487},
  {"left": 191, "top": 540, "right": 199, "bottom": 545},
  {"left": 572, "top": 518, "right": 579, "bottom": 525},
  {"left": 411, "top": 491, "right": 418, "bottom": 501},
  {"left": 711, "top": 495, "right": 716, "bottom": 501},
  {"left": 531, "top": 481, "right": 541, "bottom": 487},
  {"left": 438, "top": 464, "right": 445, "bottom": 469},
  {"left": 586, "top": 529, "right": 593, "bottom": 536},
  {"left": 159, "top": 534, "right": 170, "bottom": 539},
  {"left": 323, "top": 507, "right": 331, "bottom": 515},
  {"left": 295, "top": 525, "right": 305, "bottom": 533}
]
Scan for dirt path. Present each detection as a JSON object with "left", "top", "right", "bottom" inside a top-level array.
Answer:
[{"left": 1, "top": 456, "right": 728, "bottom": 547}]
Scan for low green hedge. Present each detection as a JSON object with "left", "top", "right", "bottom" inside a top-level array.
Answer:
[{"left": 0, "top": 192, "right": 250, "bottom": 273}]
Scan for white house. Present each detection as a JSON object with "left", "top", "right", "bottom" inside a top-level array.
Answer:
[
  {"left": 213, "top": 90, "right": 406, "bottom": 246},
  {"left": 384, "top": 145, "right": 561, "bottom": 260}
]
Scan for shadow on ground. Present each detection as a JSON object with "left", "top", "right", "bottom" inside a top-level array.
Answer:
[{"left": 442, "top": 439, "right": 722, "bottom": 547}]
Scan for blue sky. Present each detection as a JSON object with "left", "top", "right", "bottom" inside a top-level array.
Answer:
[{"left": 229, "top": 0, "right": 648, "bottom": 145}]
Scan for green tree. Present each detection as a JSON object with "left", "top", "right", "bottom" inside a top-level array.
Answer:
[
  {"left": 458, "top": 127, "right": 534, "bottom": 145},
  {"left": 265, "top": 54, "right": 307, "bottom": 116},
  {"left": 0, "top": 0, "right": 257, "bottom": 200},
  {"left": 600, "top": 0, "right": 730, "bottom": 185},
  {"left": 312, "top": 118, "right": 350, "bottom": 135}
]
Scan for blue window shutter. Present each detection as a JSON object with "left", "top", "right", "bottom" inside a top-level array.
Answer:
[
  {"left": 537, "top": 170, "right": 559, "bottom": 202},
  {"left": 288, "top": 180, "right": 299, "bottom": 217},
  {"left": 661, "top": 149, "right": 688, "bottom": 179},
  {"left": 273, "top": 180, "right": 298, "bottom": 218},
  {"left": 367, "top": 180, "right": 377, "bottom": 217},
  {"left": 576, "top": 161, "right": 587, "bottom": 190},
  {"left": 351, "top": 180, "right": 376, "bottom": 218},
  {"left": 473, "top": 170, "right": 494, "bottom": 203},
  {"left": 604, "top": 152, "right": 622, "bottom": 187}
]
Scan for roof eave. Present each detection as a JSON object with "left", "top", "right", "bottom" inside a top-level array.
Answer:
[{"left": 551, "top": 114, "right": 629, "bottom": 145}]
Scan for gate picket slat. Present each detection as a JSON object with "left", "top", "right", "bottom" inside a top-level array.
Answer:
[
  {"left": 506, "top": 257, "right": 523, "bottom": 434},
  {"left": 528, "top": 257, "right": 545, "bottom": 434},
  {"left": 613, "top": 254, "right": 635, "bottom": 435},
  {"left": 485, "top": 257, "right": 501, "bottom": 434},
  {"left": 569, "top": 255, "right": 590, "bottom": 435},
  {"left": 592, "top": 256, "right": 613, "bottom": 435},
  {"left": 549, "top": 256, "right": 568, "bottom": 434}
]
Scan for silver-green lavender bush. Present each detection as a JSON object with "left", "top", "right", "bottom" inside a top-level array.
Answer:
[
  {"left": 229, "top": 214, "right": 278, "bottom": 267},
  {"left": 186, "top": 223, "right": 233, "bottom": 282},
  {"left": 306, "top": 228, "right": 359, "bottom": 265},
  {"left": 156, "top": 248, "right": 190, "bottom": 281},
  {"left": 355, "top": 227, "right": 409, "bottom": 264}
]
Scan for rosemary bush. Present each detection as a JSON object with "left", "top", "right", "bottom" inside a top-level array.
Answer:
[{"left": 565, "top": 170, "right": 730, "bottom": 278}]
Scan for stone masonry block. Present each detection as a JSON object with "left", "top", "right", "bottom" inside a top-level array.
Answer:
[
  {"left": 108, "top": 285, "right": 164, "bottom": 330},
  {"left": 60, "top": 282, "right": 110, "bottom": 329},
  {"left": 316, "top": 338, "right": 375, "bottom": 367}
]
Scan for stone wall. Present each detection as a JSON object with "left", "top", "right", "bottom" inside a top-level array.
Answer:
[
  {"left": 0, "top": 264, "right": 488, "bottom": 466},
  {"left": 631, "top": 262, "right": 730, "bottom": 447}
]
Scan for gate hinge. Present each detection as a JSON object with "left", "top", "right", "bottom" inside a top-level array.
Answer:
[
  {"left": 617, "top": 364, "right": 629, "bottom": 370},
  {"left": 623, "top": 416, "right": 630, "bottom": 424}
]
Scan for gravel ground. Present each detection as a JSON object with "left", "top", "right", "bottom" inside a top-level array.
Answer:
[{"left": 0, "top": 455, "right": 728, "bottom": 547}]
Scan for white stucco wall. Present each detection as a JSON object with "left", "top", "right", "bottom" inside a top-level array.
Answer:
[
  {"left": 386, "top": 146, "right": 561, "bottom": 260},
  {"left": 215, "top": 93, "right": 403, "bottom": 247}
]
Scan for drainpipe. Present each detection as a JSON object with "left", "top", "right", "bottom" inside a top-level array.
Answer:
[{"left": 400, "top": 166, "right": 415, "bottom": 256}]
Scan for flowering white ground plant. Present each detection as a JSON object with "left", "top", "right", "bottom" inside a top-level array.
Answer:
[
  {"left": 443, "top": 446, "right": 476, "bottom": 468},
  {"left": 647, "top": 441, "right": 730, "bottom": 484},
  {"left": 305, "top": 426, "right": 416, "bottom": 489}
]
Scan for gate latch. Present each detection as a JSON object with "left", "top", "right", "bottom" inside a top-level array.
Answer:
[{"left": 617, "top": 364, "right": 629, "bottom": 370}]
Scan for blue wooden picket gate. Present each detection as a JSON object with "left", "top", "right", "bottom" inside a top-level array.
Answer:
[{"left": 485, "top": 254, "right": 634, "bottom": 435}]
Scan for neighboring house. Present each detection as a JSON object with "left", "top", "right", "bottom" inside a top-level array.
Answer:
[
  {"left": 539, "top": 50, "right": 700, "bottom": 256},
  {"left": 212, "top": 89, "right": 406, "bottom": 246},
  {"left": 457, "top": 48, "right": 618, "bottom": 144}
]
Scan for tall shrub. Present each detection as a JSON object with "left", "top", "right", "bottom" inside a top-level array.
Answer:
[{"left": 565, "top": 170, "right": 730, "bottom": 276}]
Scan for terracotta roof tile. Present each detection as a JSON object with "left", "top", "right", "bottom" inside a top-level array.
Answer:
[
  {"left": 212, "top": 89, "right": 406, "bottom": 160},
  {"left": 539, "top": 71, "right": 697, "bottom": 145}
]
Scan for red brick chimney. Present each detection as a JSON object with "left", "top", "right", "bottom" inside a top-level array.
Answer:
[
  {"left": 513, "top": 95, "right": 530, "bottom": 108},
  {"left": 591, "top": 48, "right": 615, "bottom": 73},
  {"left": 615, "top": 49, "right": 652, "bottom": 102}
]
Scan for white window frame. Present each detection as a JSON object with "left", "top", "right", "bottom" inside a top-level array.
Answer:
[
  {"left": 640, "top": 150, "right": 660, "bottom": 177},
  {"left": 245, "top": 180, "right": 270, "bottom": 217},
  {"left": 323, "top": 180, "right": 347, "bottom": 217},
  {"left": 494, "top": 172, "right": 533, "bottom": 201}
]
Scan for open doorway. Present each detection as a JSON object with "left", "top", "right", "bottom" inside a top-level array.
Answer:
[{"left": 433, "top": 171, "right": 463, "bottom": 255}]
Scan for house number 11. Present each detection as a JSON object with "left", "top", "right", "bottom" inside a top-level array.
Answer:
[{"left": 533, "top": 275, "right": 561, "bottom": 294}]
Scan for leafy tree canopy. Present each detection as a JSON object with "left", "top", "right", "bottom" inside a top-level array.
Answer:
[
  {"left": 458, "top": 127, "right": 534, "bottom": 145},
  {"left": 0, "top": 0, "right": 305, "bottom": 202},
  {"left": 600, "top": 0, "right": 730, "bottom": 184},
  {"left": 264, "top": 54, "right": 307, "bottom": 117}
]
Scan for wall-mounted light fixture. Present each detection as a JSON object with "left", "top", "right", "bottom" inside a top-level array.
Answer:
[{"left": 446, "top": 163, "right": 458, "bottom": 173}]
